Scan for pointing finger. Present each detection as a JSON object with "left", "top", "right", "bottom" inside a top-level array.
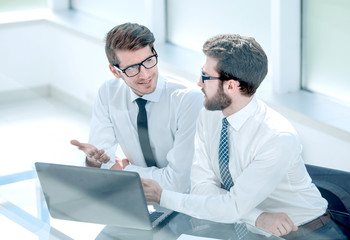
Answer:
[{"left": 70, "top": 139, "right": 82, "bottom": 147}]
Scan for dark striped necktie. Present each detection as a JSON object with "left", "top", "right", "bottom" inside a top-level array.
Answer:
[
  {"left": 218, "top": 117, "right": 249, "bottom": 238},
  {"left": 219, "top": 117, "right": 234, "bottom": 190}
]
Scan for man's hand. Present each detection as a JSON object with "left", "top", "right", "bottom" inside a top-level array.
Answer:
[
  {"left": 256, "top": 212, "right": 298, "bottom": 236},
  {"left": 70, "top": 139, "right": 110, "bottom": 167},
  {"left": 141, "top": 178, "right": 163, "bottom": 204},
  {"left": 110, "top": 156, "right": 130, "bottom": 170}
]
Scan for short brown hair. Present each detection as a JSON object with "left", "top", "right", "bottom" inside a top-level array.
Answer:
[
  {"left": 203, "top": 34, "right": 268, "bottom": 96},
  {"left": 105, "top": 23, "right": 155, "bottom": 66}
]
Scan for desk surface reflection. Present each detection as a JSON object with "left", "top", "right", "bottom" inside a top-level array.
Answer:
[
  {"left": 0, "top": 171, "right": 282, "bottom": 240},
  {"left": 94, "top": 212, "right": 281, "bottom": 240}
]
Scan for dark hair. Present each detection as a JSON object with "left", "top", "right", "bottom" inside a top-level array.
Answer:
[
  {"left": 105, "top": 23, "right": 155, "bottom": 66},
  {"left": 203, "top": 34, "right": 268, "bottom": 96}
]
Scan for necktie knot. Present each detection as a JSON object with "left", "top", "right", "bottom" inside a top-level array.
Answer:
[
  {"left": 222, "top": 117, "right": 229, "bottom": 129},
  {"left": 136, "top": 98, "right": 147, "bottom": 107}
]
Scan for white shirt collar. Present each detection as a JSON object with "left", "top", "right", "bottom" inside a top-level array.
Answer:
[
  {"left": 130, "top": 75, "right": 165, "bottom": 103},
  {"left": 226, "top": 96, "right": 258, "bottom": 131}
]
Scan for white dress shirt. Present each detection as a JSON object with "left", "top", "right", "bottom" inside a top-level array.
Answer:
[
  {"left": 88, "top": 75, "right": 203, "bottom": 192},
  {"left": 161, "top": 97, "right": 327, "bottom": 225}
]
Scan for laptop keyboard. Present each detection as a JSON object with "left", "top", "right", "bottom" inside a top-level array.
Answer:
[{"left": 149, "top": 211, "right": 164, "bottom": 223}]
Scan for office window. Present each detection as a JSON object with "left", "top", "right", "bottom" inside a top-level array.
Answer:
[
  {"left": 302, "top": 0, "right": 350, "bottom": 105},
  {"left": 70, "top": 0, "right": 149, "bottom": 25},
  {"left": 166, "top": 0, "right": 271, "bottom": 54},
  {"left": 0, "top": 0, "right": 46, "bottom": 12}
]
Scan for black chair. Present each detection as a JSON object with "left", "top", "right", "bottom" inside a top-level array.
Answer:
[{"left": 305, "top": 164, "right": 350, "bottom": 238}]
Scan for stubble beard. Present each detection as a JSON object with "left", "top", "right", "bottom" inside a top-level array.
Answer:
[{"left": 204, "top": 84, "right": 232, "bottom": 111}]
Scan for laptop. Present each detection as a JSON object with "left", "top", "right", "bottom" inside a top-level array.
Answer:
[{"left": 35, "top": 162, "right": 173, "bottom": 230}]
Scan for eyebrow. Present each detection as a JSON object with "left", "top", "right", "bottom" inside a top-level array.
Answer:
[{"left": 121, "top": 53, "right": 154, "bottom": 69}]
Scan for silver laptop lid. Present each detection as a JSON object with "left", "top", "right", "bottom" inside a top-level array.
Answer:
[{"left": 35, "top": 162, "right": 153, "bottom": 230}]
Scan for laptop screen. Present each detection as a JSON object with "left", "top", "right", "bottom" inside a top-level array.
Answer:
[{"left": 35, "top": 162, "right": 155, "bottom": 229}]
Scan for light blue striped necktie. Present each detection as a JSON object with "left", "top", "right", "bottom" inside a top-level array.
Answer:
[{"left": 219, "top": 117, "right": 234, "bottom": 190}]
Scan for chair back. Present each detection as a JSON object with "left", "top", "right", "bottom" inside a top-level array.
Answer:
[{"left": 306, "top": 164, "right": 350, "bottom": 238}]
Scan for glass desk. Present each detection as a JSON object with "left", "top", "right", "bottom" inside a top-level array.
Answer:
[{"left": 0, "top": 170, "right": 282, "bottom": 240}]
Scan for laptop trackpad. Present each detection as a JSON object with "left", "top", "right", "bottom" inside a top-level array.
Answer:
[{"left": 148, "top": 204, "right": 173, "bottom": 227}]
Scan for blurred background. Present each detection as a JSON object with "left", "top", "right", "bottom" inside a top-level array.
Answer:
[{"left": 0, "top": 0, "right": 350, "bottom": 177}]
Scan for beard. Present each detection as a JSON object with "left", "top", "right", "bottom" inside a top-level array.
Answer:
[{"left": 204, "top": 84, "right": 232, "bottom": 111}]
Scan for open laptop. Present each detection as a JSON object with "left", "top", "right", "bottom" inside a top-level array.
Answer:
[{"left": 35, "top": 162, "right": 173, "bottom": 230}]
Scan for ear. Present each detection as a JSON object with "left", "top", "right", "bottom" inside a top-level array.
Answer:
[
  {"left": 109, "top": 64, "right": 121, "bottom": 78},
  {"left": 224, "top": 80, "right": 238, "bottom": 93}
]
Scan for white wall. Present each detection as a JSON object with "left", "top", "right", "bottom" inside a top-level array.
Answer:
[
  {"left": 0, "top": 21, "right": 51, "bottom": 91},
  {"left": 167, "top": 0, "right": 271, "bottom": 54},
  {"left": 45, "top": 24, "right": 111, "bottom": 104},
  {"left": 0, "top": 20, "right": 111, "bottom": 106},
  {"left": 71, "top": 0, "right": 166, "bottom": 44}
]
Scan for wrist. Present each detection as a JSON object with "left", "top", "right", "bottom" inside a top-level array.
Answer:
[
  {"left": 122, "top": 159, "right": 130, "bottom": 170},
  {"left": 122, "top": 161, "right": 130, "bottom": 170},
  {"left": 157, "top": 187, "right": 163, "bottom": 204},
  {"left": 86, "top": 157, "right": 102, "bottom": 168}
]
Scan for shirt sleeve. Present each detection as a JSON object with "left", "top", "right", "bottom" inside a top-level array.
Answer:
[
  {"left": 88, "top": 82, "right": 117, "bottom": 169},
  {"left": 162, "top": 113, "right": 300, "bottom": 223},
  {"left": 125, "top": 90, "right": 203, "bottom": 192},
  {"left": 240, "top": 208, "right": 264, "bottom": 226}
]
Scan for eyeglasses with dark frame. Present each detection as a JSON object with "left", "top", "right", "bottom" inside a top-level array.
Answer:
[
  {"left": 114, "top": 48, "right": 158, "bottom": 77},
  {"left": 200, "top": 71, "right": 241, "bottom": 83}
]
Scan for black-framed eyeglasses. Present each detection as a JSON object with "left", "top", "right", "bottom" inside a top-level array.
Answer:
[
  {"left": 114, "top": 49, "right": 158, "bottom": 77},
  {"left": 201, "top": 71, "right": 242, "bottom": 84}
]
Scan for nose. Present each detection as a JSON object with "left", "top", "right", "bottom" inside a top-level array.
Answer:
[
  {"left": 138, "top": 64, "right": 150, "bottom": 78},
  {"left": 197, "top": 76, "right": 204, "bottom": 87}
]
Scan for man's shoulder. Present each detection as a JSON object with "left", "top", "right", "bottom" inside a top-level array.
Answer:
[
  {"left": 163, "top": 76, "right": 202, "bottom": 100},
  {"left": 163, "top": 74, "right": 199, "bottom": 92},
  {"left": 255, "top": 99, "right": 298, "bottom": 137},
  {"left": 101, "top": 78, "right": 124, "bottom": 88},
  {"left": 155, "top": 75, "right": 203, "bottom": 114},
  {"left": 96, "top": 78, "right": 129, "bottom": 103},
  {"left": 98, "top": 78, "right": 126, "bottom": 93}
]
